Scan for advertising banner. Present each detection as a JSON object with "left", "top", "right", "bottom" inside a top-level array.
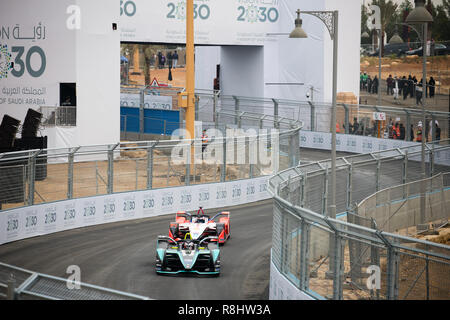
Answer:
[
  {"left": 120, "top": 93, "right": 173, "bottom": 110},
  {"left": 0, "top": 176, "right": 270, "bottom": 245},
  {"left": 0, "top": 0, "right": 76, "bottom": 122},
  {"left": 119, "top": 0, "right": 281, "bottom": 45}
]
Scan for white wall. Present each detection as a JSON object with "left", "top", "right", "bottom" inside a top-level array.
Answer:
[
  {"left": 195, "top": 46, "right": 221, "bottom": 91},
  {"left": 220, "top": 46, "right": 264, "bottom": 98},
  {"left": 324, "top": 0, "right": 362, "bottom": 102},
  {"left": 75, "top": 0, "right": 121, "bottom": 146},
  {"left": 0, "top": 0, "right": 120, "bottom": 149}
]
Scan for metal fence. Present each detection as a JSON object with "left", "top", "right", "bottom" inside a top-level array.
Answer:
[
  {"left": 269, "top": 141, "right": 450, "bottom": 300},
  {"left": 115, "top": 87, "right": 450, "bottom": 142},
  {"left": 0, "top": 109, "right": 301, "bottom": 211},
  {"left": 39, "top": 106, "right": 77, "bottom": 127},
  {"left": 356, "top": 172, "right": 450, "bottom": 236},
  {"left": 0, "top": 262, "right": 149, "bottom": 300}
]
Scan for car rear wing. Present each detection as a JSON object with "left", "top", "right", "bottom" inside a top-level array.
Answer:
[
  {"left": 199, "top": 236, "right": 219, "bottom": 246},
  {"left": 175, "top": 211, "right": 192, "bottom": 223},
  {"left": 210, "top": 211, "right": 230, "bottom": 222},
  {"left": 157, "top": 235, "right": 177, "bottom": 244}
]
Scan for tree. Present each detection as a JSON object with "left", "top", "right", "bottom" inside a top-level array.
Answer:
[
  {"left": 361, "top": 4, "right": 372, "bottom": 45},
  {"left": 369, "top": 0, "right": 399, "bottom": 55},
  {"left": 432, "top": 2, "right": 450, "bottom": 41}
]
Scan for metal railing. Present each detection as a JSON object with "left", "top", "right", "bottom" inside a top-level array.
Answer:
[
  {"left": 0, "top": 262, "right": 149, "bottom": 300},
  {"left": 0, "top": 109, "right": 302, "bottom": 210},
  {"left": 269, "top": 141, "right": 450, "bottom": 300},
  {"left": 356, "top": 172, "right": 450, "bottom": 236},
  {"left": 39, "top": 106, "right": 77, "bottom": 127}
]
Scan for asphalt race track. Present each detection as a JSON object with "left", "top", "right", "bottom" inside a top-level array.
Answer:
[
  {"left": 0, "top": 148, "right": 445, "bottom": 300},
  {"left": 0, "top": 200, "right": 274, "bottom": 300}
]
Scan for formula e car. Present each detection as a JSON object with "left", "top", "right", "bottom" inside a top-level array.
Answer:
[
  {"left": 155, "top": 235, "right": 220, "bottom": 276},
  {"left": 168, "top": 207, "right": 230, "bottom": 245}
]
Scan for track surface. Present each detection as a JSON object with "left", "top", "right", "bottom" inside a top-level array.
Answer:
[{"left": 0, "top": 148, "right": 441, "bottom": 300}]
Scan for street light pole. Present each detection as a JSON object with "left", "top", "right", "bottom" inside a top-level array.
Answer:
[
  {"left": 289, "top": 9, "right": 339, "bottom": 283},
  {"left": 405, "top": 0, "right": 433, "bottom": 224}
]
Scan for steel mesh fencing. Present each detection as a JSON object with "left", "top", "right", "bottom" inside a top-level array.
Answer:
[{"left": 269, "top": 142, "right": 450, "bottom": 300}]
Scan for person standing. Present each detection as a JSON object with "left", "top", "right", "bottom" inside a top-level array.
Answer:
[
  {"left": 393, "top": 76, "right": 399, "bottom": 100},
  {"left": 399, "top": 123, "right": 406, "bottom": 140},
  {"left": 201, "top": 129, "right": 208, "bottom": 160},
  {"left": 387, "top": 75, "right": 393, "bottom": 95},
  {"left": 428, "top": 76, "right": 435, "bottom": 98},
  {"left": 403, "top": 76, "right": 409, "bottom": 100},
  {"left": 372, "top": 75, "right": 379, "bottom": 95},
  {"left": 410, "top": 124, "right": 415, "bottom": 141},
  {"left": 435, "top": 123, "right": 441, "bottom": 142},
  {"left": 416, "top": 80, "right": 423, "bottom": 105},
  {"left": 416, "top": 122, "right": 423, "bottom": 142},
  {"left": 173, "top": 51, "right": 178, "bottom": 69},
  {"left": 367, "top": 75, "right": 373, "bottom": 94}
]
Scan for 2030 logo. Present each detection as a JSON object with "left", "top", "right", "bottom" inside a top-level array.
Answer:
[
  {"left": 0, "top": 44, "right": 46, "bottom": 79},
  {"left": 237, "top": 5, "right": 279, "bottom": 23},
  {"left": 0, "top": 44, "right": 13, "bottom": 79},
  {"left": 167, "top": 2, "right": 210, "bottom": 20},
  {"left": 121, "top": 0, "right": 136, "bottom": 17}
]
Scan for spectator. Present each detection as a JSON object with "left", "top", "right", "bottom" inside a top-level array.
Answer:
[
  {"left": 435, "top": 123, "right": 441, "bottom": 142},
  {"left": 351, "top": 117, "right": 359, "bottom": 134},
  {"left": 399, "top": 123, "right": 406, "bottom": 140},
  {"left": 416, "top": 122, "right": 423, "bottom": 142},
  {"left": 410, "top": 124, "right": 415, "bottom": 141},
  {"left": 428, "top": 76, "right": 435, "bottom": 98},
  {"left": 387, "top": 75, "right": 393, "bottom": 95},
  {"left": 372, "top": 75, "right": 379, "bottom": 94},
  {"left": 173, "top": 51, "right": 178, "bottom": 69},
  {"left": 416, "top": 81, "right": 423, "bottom": 105}
]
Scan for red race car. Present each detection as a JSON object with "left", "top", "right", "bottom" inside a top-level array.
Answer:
[{"left": 169, "top": 207, "right": 231, "bottom": 245}]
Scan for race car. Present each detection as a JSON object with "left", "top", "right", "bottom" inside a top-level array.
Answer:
[
  {"left": 155, "top": 235, "right": 220, "bottom": 276},
  {"left": 168, "top": 207, "right": 230, "bottom": 245}
]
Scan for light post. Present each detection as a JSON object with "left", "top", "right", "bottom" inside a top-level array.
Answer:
[
  {"left": 289, "top": 9, "right": 338, "bottom": 219},
  {"left": 405, "top": 0, "right": 433, "bottom": 223},
  {"left": 289, "top": 9, "right": 339, "bottom": 284}
]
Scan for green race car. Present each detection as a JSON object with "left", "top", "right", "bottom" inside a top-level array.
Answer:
[{"left": 155, "top": 235, "right": 221, "bottom": 276}]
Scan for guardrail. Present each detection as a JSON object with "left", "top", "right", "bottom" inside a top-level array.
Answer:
[
  {"left": 268, "top": 142, "right": 450, "bottom": 300},
  {"left": 0, "top": 262, "right": 149, "bottom": 300},
  {"left": 355, "top": 172, "right": 450, "bottom": 236},
  {"left": 0, "top": 109, "right": 301, "bottom": 211}
]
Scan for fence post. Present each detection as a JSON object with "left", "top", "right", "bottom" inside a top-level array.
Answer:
[
  {"left": 343, "top": 104, "right": 350, "bottom": 134},
  {"left": 272, "top": 98, "right": 279, "bottom": 129},
  {"left": 7, "top": 275, "right": 16, "bottom": 300},
  {"left": 376, "top": 158, "right": 381, "bottom": 192},
  {"left": 376, "top": 231, "right": 399, "bottom": 300},
  {"left": 289, "top": 130, "right": 299, "bottom": 168},
  {"left": 271, "top": 129, "right": 280, "bottom": 174},
  {"left": 185, "top": 142, "right": 191, "bottom": 186},
  {"left": 221, "top": 136, "right": 227, "bottom": 182},
  {"left": 403, "top": 150, "right": 408, "bottom": 198},
  {"left": 308, "top": 101, "right": 315, "bottom": 131},
  {"left": 67, "top": 147, "right": 80, "bottom": 199},
  {"left": 27, "top": 151, "right": 40, "bottom": 206},
  {"left": 322, "top": 167, "right": 329, "bottom": 215},
  {"left": 147, "top": 142, "right": 156, "bottom": 190},
  {"left": 299, "top": 218, "right": 310, "bottom": 291},
  {"left": 300, "top": 173, "right": 306, "bottom": 208},
  {"left": 405, "top": 110, "right": 411, "bottom": 141},
  {"left": 324, "top": 217, "right": 343, "bottom": 300},
  {"left": 347, "top": 163, "right": 352, "bottom": 211},
  {"left": 233, "top": 96, "right": 239, "bottom": 126},
  {"left": 140, "top": 89, "right": 145, "bottom": 139},
  {"left": 107, "top": 143, "right": 119, "bottom": 194}
]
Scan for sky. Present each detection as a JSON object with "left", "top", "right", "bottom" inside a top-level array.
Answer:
[{"left": 361, "top": 0, "right": 444, "bottom": 7}]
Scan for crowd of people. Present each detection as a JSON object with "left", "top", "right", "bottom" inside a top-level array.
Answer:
[
  {"left": 150, "top": 51, "right": 180, "bottom": 69},
  {"left": 343, "top": 117, "right": 441, "bottom": 143},
  {"left": 360, "top": 72, "right": 437, "bottom": 105}
]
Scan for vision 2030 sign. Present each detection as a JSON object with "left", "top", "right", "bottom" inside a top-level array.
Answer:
[
  {"left": 0, "top": 0, "right": 77, "bottom": 121},
  {"left": 119, "top": 0, "right": 280, "bottom": 45}
]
